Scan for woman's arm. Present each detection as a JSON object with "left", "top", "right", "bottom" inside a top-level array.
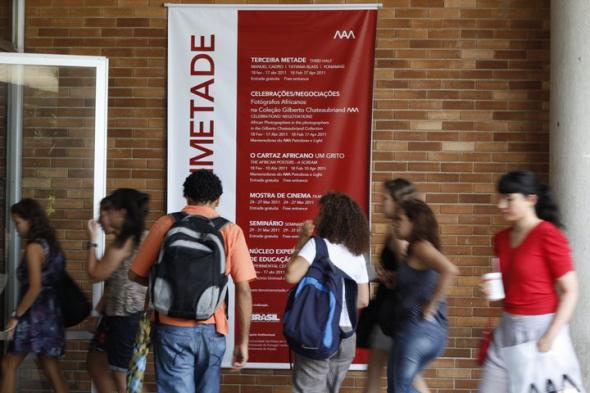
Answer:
[
  {"left": 285, "top": 256, "right": 311, "bottom": 285},
  {"left": 87, "top": 238, "right": 134, "bottom": 282},
  {"left": 538, "top": 271, "right": 578, "bottom": 352},
  {"left": 284, "top": 220, "right": 314, "bottom": 284},
  {"left": 357, "top": 282, "right": 369, "bottom": 309},
  {"left": 87, "top": 219, "right": 134, "bottom": 282},
  {"left": 412, "top": 240, "right": 459, "bottom": 319}
]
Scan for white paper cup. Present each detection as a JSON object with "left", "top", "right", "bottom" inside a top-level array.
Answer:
[{"left": 482, "top": 272, "right": 505, "bottom": 301}]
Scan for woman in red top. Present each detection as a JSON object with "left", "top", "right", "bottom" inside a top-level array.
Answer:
[{"left": 479, "top": 170, "right": 584, "bottom": 391}]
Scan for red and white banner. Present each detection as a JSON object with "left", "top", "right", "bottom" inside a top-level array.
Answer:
[{"left": 168, "top": 4, "right": 378, "bottom": 368}]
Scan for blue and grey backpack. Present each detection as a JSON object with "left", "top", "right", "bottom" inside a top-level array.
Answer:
[
  {"left": 282, "top": 236, "right": 358, "bottom": 360},
  {"left": 151, "top": 212, "right": 229, "bottom": 320}
]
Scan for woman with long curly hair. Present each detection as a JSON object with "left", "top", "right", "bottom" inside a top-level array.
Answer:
[
  {"left": 1, "top": 199, "right": 69, "bottom": 393},
  {"left": 285, "top": 192, "right": 370, "bottom": 393},
  {"left": 387, "top": 199, "right": 458, "bottom": 393}
]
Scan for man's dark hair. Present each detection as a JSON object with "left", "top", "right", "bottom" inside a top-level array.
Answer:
[{"left": 183, "top": 170, "right": 223, "bottom": 204}]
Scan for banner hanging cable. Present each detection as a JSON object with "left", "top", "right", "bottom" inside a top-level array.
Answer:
[{"left": 164, "top": 3, "right": 382, "bottom": 9}]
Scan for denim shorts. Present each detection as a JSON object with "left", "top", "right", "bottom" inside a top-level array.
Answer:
[
  {"left": 387, "top": 318, "right": 448, "bottom": 393},
  {"left": 89, "top": 312, "right": 142, "bottom": 372}
]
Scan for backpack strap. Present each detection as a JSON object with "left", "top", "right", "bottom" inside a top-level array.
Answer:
[
  {"left": 212, "top": 216, "right": 230, "bottom": 231},
  {"left": 169, "top": 211, "right": 187, "bottom": 222},
  {"left": 341, "top": 277, "right": 359, "bottom": 338},
  {"left": 170, "top": 212, "right": 229, "bottom": 232},
  {"left": 313, "top": 237, "right": 360, "bottom": 339},
  {"left": 313, "top": 236, "right": 329, "bottom": 260},
  {"left": 211, "top": 216, "right": 230, "bottom": 320}
]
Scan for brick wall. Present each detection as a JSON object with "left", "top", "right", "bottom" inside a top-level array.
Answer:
[
  {"left": 19, "top": 0, "right": 550, "bottom": 391},
  {"left": 0, "top": 1, "right": 10, "bottom": 44}
]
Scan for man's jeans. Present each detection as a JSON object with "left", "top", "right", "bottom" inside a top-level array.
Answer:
[{"left": 154, "top": 323, "right": 226, "bottom": 393}]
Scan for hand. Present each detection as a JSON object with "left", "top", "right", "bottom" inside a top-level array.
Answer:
[
  {"left": 378, "top": 270, "right": 396, "bottom": 289},
  {"left": 4, "top": 318, "right": 18, "bottom": 340},
  {"left": 299, "top": 220, "right": 315, "bottom": 239},
  {"left": 537, "top": 335, "right": 554, "bottom": 353},
  {"left": 231, "top": 342, "right": 248, "bottom": 371},
  {"left": 83, "top": 316, "right": 101, "bottom": 334},
  {"left": 422, "top": 302, "right": 437, "bottom": 321},
  {"left": 87, "top": 219, "right": 98, "bottom": 242},
  {"left": 478, "top": 278, "right": 491, "bottom": 299},
  {"left": 373, "top": 262, "right": 385, "bottom": 277}
]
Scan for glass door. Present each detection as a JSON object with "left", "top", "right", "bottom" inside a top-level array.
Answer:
[{"left": 0, "top": 53, "right": 108, "bottom": 391}]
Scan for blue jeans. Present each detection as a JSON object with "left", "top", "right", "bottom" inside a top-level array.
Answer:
[
  {"left": 387, "top": 319, "right": 447, "bottom": 393},
  {"left": 154, "top": 323, "right": 226, "bottom": 393}
]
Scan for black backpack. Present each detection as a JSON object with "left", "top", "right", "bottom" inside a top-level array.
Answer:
[{"left": 151, "top": 213, "right": 229, "bottom": 320}]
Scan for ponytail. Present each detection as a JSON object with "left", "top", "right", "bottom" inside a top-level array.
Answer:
[
  {"left": 536, "top": 183, "right": 562, "bottom": 228},
  {"left": 497, "top": 170, "right": 563, "bottom": 228}
]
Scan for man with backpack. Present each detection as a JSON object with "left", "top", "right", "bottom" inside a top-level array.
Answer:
[{"left": 129, "top": 170, "right": 256, "bottom": 393}]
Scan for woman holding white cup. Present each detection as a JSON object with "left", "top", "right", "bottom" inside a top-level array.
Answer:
[
  {"left": 479, "top": 170, "right": 583, "bottom": 392},
  {"left": 481, "top": 258, "right": 504, "bottom": 302}
]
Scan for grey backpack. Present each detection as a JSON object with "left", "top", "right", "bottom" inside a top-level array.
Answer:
[{"left": 151, "top": 212, "right": 229, "bottom": 320}]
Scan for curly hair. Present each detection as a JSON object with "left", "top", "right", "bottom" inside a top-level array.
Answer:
[
  {"left": 11, "top": 198, "right": 62, "bottom": 252},
  {"left": 383, "top": 178, "right": 420, "bottom": 203},
  {"left": 315, "top": 192, "right": 369, "bottom": 256},
  {"left": 183, "top": 170, "right": 223, "bottom": 204},
  {"left": 108, "top": 188, "right": 149, "bottom": 247},
  {"left": 397, "top": 199, "right": 441, "bottom": 251}
]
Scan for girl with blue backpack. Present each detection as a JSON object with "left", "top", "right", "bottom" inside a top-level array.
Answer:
[{"left": 285, "top": 192, "right": 370, "bottom": 393}]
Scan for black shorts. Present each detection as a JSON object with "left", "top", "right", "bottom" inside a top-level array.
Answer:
[{"left": 89, "top": 312, "right": 142, "bottom": 372}]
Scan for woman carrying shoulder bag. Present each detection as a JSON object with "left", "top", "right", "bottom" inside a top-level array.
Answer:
[
  {"left": 1, "top": 199, "right": 69, "bottom": 393},
  {"left": 479, "top": 171, "right": 584, "bottom": 392}
]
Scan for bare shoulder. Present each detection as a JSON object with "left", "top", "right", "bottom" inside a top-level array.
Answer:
[
  {"left": 25, "top": 241, "right": 45, "bottom": 255},
  {"left": 411, "top": 240, "right": 437, "bottom": 256}
]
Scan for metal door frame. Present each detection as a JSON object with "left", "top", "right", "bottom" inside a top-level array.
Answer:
[{"left": 0, "top": 52, "right": 109, "bottom": 339}]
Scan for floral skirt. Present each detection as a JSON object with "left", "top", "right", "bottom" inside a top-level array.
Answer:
[{"left": 8, "top": 295, "right": 64, "bottom": 357}]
